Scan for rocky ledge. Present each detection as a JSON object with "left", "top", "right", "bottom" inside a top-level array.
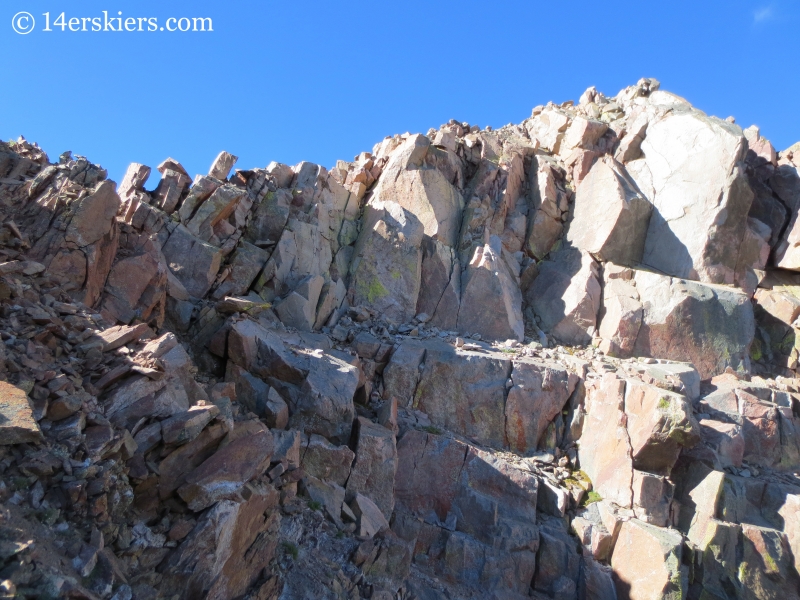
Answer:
[{"left": 0, "top": 78, "right": 800, "bottom": 600}]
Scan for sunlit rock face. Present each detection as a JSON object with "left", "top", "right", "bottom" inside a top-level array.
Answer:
[{"left": 2, "top": 78, "right": 800, "bottom": 599}]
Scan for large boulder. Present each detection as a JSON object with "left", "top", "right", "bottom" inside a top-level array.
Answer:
[
  {"left": 628, "top": 108, "right": 754, "bottom": 285},
  {"left": 413, "top": 342, "right": 511, "bottom": 448},
  {"left": 28, "top": 179, "right": 121, "bottom": 307},
  {"left": 348, "top": 200, "right": 424, "bottom": 324},
  {"left": 504, "top": 361, "right": 574, "bottom": 453},
  {"left": 370, "top": 134, "right": 464, "bottom": 247},
  {"left": 632, "top": 270, "right": 755, "bottom": 379},
  {"left": 598, "top": 269, "right": 643, "bottom": 357},
  {"left": 456, "top": 235, "right": 524, "bottom": 342},
  {"left": 567, "top": 156, "right": 652, "bottom": 266},
  {"left": 526, "top": 246, "right": 601, "bottom": 345},
  {"left": 160, "top": 481, "right": 280, "bottom": 600},
  {"left": 579, "top": 374, "right": 634, "bottom": 508},
  {"left": 525, "top": 156, "right": 570, "bottom": 260},
  {"left": 161, "top": 225, "right": 224, "bottom": 298},
  {"left": 611, "top": 518, "right": 685, "bottom": 600}
]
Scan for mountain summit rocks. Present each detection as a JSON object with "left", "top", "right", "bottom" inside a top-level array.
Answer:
[{"left": 0, "top": 78, "right": 800, "bottom": 600}]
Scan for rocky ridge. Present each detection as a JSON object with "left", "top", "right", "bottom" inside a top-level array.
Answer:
[{"left": 0, "top": 78, "right": 800, "bottom": 599}]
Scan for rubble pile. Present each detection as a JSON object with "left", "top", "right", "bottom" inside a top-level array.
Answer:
[{"left": 0, "top": 78, "right": 800, "bottom": 599}]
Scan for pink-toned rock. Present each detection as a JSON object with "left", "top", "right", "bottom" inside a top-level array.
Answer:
[
  {"left": 632, "top": 270, "right": 754, "bottom": 379},
  {"left": 524, "top": 157, "right": 570, "bottom": 260},
  {"left": 611, "top": 518, "right": 685, "bottom": 600},
  {"left": 598, "top": 274, "right": 642, "bottom": 357},
  {"left": 348, "top": 200, "right": 424, "bottom": 324},
  {"left": 567, "top": 157, "right": 652, "bottom": 266},
  {"left": 504, "top": 361, "right": 573, "bottom": 453},
  {"left": 579, "top": 375, "right": 633, "bottom": 508},
  {"left": 208, "top": 151, "right": 238, "bottom": 180},
  {"left": 527, "top": 246, "right": 601, "bottom": 345},
  {"left": 456, "top": 235, "right": 524, "bottom": 342},
  {"left": 96, "top": 323, "right": 151, "bottom": 351},
  {"left": 301, "top": 434, "right": 354, "bottom": 488},
  {"left": 160, "top": 481, "right": 280, "bottom": 600},
  {"left": 698, "top": 418, "right": 744, "bottom": 468},
  {"left": 624, "top": 380, "right": 699, "bottom": 475}
]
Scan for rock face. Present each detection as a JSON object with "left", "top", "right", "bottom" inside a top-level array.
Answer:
[{"left": 2, "top": 80, "right": 800, "bottom": 600}]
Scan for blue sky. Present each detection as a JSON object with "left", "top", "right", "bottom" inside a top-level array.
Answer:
[{"left": 3, "top": 0, "right": 799, "bottom": 185}]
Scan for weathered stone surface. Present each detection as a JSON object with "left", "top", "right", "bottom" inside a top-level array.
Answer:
[
  {"left": 274, "top": 274, "right": 324, "bottom": 332},
  {"left": 162, "top": 225, "right": 223, "bottom": 298},
  {"left": 185, "top": 184, "right": 246, "bottom": 242},
  {"left": 568, "top": 157, "right": 652, "bottom": 265},
  {"left": 633, "top": 270, "right": 755, "bottom": 379},
  {"left": 598, "top": 275, "right": 642, "bottom": 357},
  {"left": 178, "top": 430, "right": 273, "bottom": 511},
  {"left": 96, "top": 323, "right": 151, "bottom": 351},
  {"left": 579, "top": 375, "right": 633, "bottom": 508},
  {"left": 161, "top": 482, "right": 279, "bottom": 600},
  {"left": 382, "top": 342, "right": 425, "bottom": 408},
  {"left": 0, "top": 381, "right": 42, "bottom": 445},
  {"left": 208, "top": 151, "right": 238, "bottom": 180},
  {"left": 626, "top": 106, "right": 754, "bottom": 286},
  {"left": 161, "top": 405, "right": 219, "bottom": 447},
  {"left": 611, "top": 518, "right": 685, "bottom": 600},
  {"left": 159, "top": 423, "right": 226, "bottom": 499},
  {"left": 739, "top": 524, "right": 800, "bottom": 600},
  {"left": 370, "top": 134, "right": 463, "bottom": 247},
  {"left": 394, "top": 429, "right": 540, "bottom": 595},
  {"left": 301, "top": 434, "right": 354, "bottom": 487},
  {"left": 527, "top": 246, "right": 601, "bottom": 345},
  {"left": 282, "top": 349, "right": 359, "bottom": 445},
  {"left": 631, "top": 471, "right": 672, "bottom": 527},
  {"left": 348, "top": 200, "right": 424, "bottom": 324},
  {"left": 303, "top": 474, "right": 346, "bottom": 525},
  {"left": 673, "top": 461, "right": 725, "bottom": 546},
  {"left": 350, "top": 493, "right": 389, "bottom": 540},
  {"left": 624, "top": 380, "right": 699, "bottom": 475},
  {"left": 212, "top": 241, "right": 269, "bottom": 300},
  {"left": 456, "top": 235, "right": 524, "bottom": 342},
  {"left": 416, "top": 238, "right": 460, "bottom": 330},
  {"left": 346, "top": 418, "right": 397, "bottom": 520},
  {"left": 772, "top": 164, "right": 800, "bottom": 269},
  {"left": 505, "top": 361, "right": 573, "bottom": 453},
  {"left": 525, "top": 156, "right": 570, "bottom": 260},
  {"left": 413, "top": 342, "right": 511, "bottom": 448}
]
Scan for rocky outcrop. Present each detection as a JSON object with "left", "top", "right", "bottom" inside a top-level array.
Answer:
[{"left": 2, "top": 78, "right": 800, "bottom": 600}]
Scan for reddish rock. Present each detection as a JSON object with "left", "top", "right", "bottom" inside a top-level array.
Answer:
[
  {"left": 177, "top": 430, "right": 273, "bottom": 511},
  {"left": 611, "top": 518, "right": 685, "bottom": 600}
]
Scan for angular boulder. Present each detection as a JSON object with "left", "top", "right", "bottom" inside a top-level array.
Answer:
[
  {"left": 348, "top": 200, "right": 424, "bottom": 324},
  {"left": 526, "top": 246, "right": 601, "bottom": 345},
  {"left": 632, "top": 270, "right": 754, "bottom": 379},
  {"left": 456, "top": 235, "right": 524, "bottom": 342},
  {"left": 567, "top": 156, "right": 652, "bottom": 266},
  {"left": 611, "top": 518, "right": 685, "bottom": 600},
  {"left": 629, "top": 109, "right": 754, "bottom": 285}
]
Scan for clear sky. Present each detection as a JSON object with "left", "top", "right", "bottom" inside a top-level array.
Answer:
[{"left": 3, "top": 0, "right": 799, "bottom": 186}]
